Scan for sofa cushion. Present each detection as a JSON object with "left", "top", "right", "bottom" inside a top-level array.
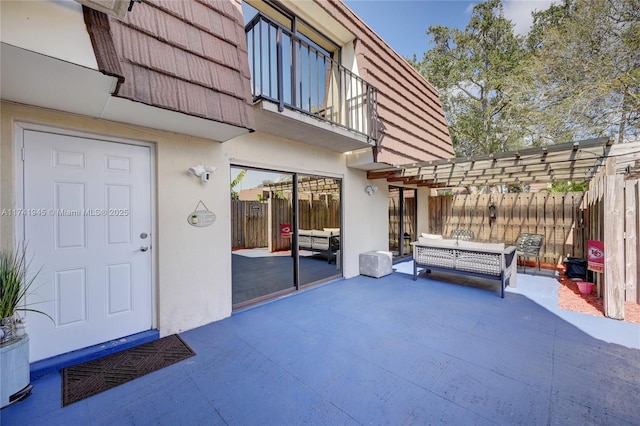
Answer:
[
  {"left": 458, "top": 241, "right": 505, "bottom": 251},
  {"left": 420, "top": 233, "right": 443, "bottom": 239},
  {"left": 417, "top": 238, "right": 459, "bottom": 247}
]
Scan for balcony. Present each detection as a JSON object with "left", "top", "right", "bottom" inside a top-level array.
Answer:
[{"left": 246, "top": 14, "right": 379, "bottom": 152}]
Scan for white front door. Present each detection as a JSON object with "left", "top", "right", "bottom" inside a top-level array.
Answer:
[{"left": 22, "top": 130, "right": 153, "bottom": 362}]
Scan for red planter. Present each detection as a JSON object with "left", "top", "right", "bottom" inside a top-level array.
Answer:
[{"left": 576, "top": 281, "right": 594, "bottom": 295}]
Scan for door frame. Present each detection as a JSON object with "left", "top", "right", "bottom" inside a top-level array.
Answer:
[
  {"left": 389, "top": 185, "right": 417, "bottom": 258},
  {"left": 229, "top": 164, "right": 343, "bottom": 309},
  {"left": 14, "top": 121, "right": 158, "bottom": 333}
]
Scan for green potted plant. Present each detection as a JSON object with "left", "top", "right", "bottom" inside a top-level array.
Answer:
[{"left": 0, "top": 243, "right": 52, "bottom": 408}]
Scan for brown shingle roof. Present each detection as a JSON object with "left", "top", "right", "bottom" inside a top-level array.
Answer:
[
  {"left": 84, "top": 0, "right": 255, "bottom": 132},
  {"left": 316, "top": 0, "right": 453, "bottom": 165}
]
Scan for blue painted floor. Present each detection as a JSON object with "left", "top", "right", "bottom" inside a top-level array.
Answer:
[{"left": 3, "top": 262, "right": 640, "bottom": 425}]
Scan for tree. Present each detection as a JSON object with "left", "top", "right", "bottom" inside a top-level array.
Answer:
[
  {"left": 411, "top": 0, "right": 527, "bottom": 156},
  {"left": 549, "top": 181, "right": 589, "bottom": 192},
  {"left": 518, "top": 0, "right": 639, "bottom": 144},
  {"left": 230, "top": 169, "right": 246, "bottom": 200}
]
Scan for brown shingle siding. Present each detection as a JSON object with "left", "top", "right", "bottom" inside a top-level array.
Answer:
[
  {"left": 178, "top": 81, "right": 209, "bottom": 117},
  {"left": 151, "top": 0, "right": 185, "bottom": 18},
  {"left": 150, "top": 72, "right": 180, "bottom": 109},
  {"left": 316, "top": 0, "right": 453, "bottom": 164},
  {"left": 185, "top": 25, "right": 205, "bottom": 56},
  {"left": 378, "top": 105, "right": 450, "bottom": 150},
  {"left": 173, "top": 48, "right": 192, "bottom": 81},
  {"left": 84, "top": 0, "right": 255, "bottom": 132},
  {"left": 206, "top": 8, "right": 227, "bottom": 40},
  {"left": 147, "top": 37, "right": 178, "bottom": 76},
  {"left": 198, "top": 0, "right": 228, "bottom": 17},
  {"left": 187, "top": 1, "right": 215, "bottom": 33},
  {"left": 132, "top": 65, "right": 152, "bottom": 101},
  {"left": 156, "top": 12, "right": 189, "bottom": 49},
  {"left": 115, "top": 61, "right": 135, "bottom": 99},
  {"left": 123, "top": 2, "right": 159, "bottom": 35},
  {"left": 115, "top": 26, "right": 149, "bottom": 66},
  {"left": 380, "top": 132, "right": 454, "bottom": 162},
  {"left": 215, "top": 66, "right": 240, "bottom": 97},
  {"left": 220, "top": 93, "right": 243, "bottom": 125},
  {"left": 377, "top": 146, "right": 426, "bottom": 166},
  {"left": 82, "top": 7, "right": 124, "bottom": 87},
  {"left": 185, "top": 53, "right": 212, "bottom": 86},
  {"left": 371, "top": 72, "right": 450, "bottom": 138},
  {"left": 220, "top": 15, "right": 239, "bottom": 42},
  {"left": 220, "top": 42, "right": 240, "bottom": 69},
  {"left": 204, "top": 90, "right": 223, "bottom": 119},
  {"left": 201, "top": 31, "right": 225, "bottom": 63}
]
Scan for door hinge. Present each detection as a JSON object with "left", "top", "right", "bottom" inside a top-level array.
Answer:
[{"left": 21, "top": 146, "right": 25, "bottom": 161}]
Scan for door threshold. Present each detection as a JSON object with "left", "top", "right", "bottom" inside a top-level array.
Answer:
[{"left": 30, "top": 329, "right": 159, "bottom": 380}]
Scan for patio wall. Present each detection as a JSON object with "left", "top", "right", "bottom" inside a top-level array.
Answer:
[{"left": 427, "top": 192, "right": 586, "bottom": 265}]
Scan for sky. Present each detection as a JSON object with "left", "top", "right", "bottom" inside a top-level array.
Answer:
[{"left": 343, "top": 0, "right": 557, "bottom": 59}]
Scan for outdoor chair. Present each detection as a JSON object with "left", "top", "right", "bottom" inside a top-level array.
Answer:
[
  {"left": 450, "top": 229, "right": 475, "bottom": 241},
  {"left": 515, "top": 233, "right": 544, "bottom": 272}
]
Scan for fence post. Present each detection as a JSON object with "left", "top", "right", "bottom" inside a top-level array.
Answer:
[
  {"left": 625, "top": 180, "right": 639, "bottom": 303},
  {"left": 603, "top": 157, "right": 625, "bottom": 319}
]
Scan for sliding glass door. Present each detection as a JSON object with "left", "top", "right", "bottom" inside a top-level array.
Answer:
[
  {"left": 388, "top": 186, "right": 416, "bottom": 258},
  {"left": 230, "top": 168, "right": 294, "bottom": 307},
  {"left": 297, "top": 175, "right": 342, "bottom": 286},
  {"left": 231, "top": 167, "right": 342, "bottom": 308}
]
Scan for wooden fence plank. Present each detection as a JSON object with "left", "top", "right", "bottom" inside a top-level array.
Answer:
[
  {"left": 625, "top": 179, "right": 638, "bottom": 303},
  {"left": 427, "top": 191, "right": 587, "bottom": 264},
  {"left": 604, "top": 174, "right": 625, "bottom": 319},
  {"left": 232, "top": 197, "right": 338, "bottom": 251}
]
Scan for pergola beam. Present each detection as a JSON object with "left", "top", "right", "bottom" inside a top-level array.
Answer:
[{"left": 368, "top": 137, "right": 616, "bottom": 189}]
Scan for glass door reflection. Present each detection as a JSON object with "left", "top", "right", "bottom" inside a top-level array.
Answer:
[
  {"left": 388, "top": 186, "right": 416, "bottom": 258},
  {"left": 231, "top": 168, "right": 294, "bottom": 307},
  {"left": 297, "top": 175, "right": 342, "bottom": 286}
]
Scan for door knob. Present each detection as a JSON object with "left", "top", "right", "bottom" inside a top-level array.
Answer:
[{"left": 140, "top": 245, "right": 149, "bottom": 252}]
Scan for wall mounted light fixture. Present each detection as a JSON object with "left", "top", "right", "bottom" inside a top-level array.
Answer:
[
  {"left": 364, "top": 185, "right": 378, "bottom": 196},
  {"left": 189, "top": 165, "right": 216, "bottom": 183}
]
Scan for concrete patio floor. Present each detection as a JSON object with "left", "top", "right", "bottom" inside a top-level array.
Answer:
[{"left": 3, "top": 262, "right": 640, "bottom": 425}]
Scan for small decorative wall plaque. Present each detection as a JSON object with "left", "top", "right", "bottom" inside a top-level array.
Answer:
[{"left": 188, "top": 200, "right": 216, "bottom": 227}]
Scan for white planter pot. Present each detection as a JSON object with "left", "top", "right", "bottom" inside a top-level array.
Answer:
[{"left": 0, "top": 334, "right": 31, "bottom": 408}]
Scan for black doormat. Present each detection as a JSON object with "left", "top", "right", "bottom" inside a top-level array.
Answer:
[{"left": 61, "top": 334, "right": 195, "bottom": 406}]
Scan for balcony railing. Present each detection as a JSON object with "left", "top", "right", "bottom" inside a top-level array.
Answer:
[{"left": 246, "top": 14, "right": 379, "bottom": 143}]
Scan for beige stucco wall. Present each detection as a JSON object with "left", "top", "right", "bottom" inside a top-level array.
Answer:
[
  {"left": 416, "top": 187, "right": 431, "bottom": 236},
  {"left": 0, "top": 102, "right": 232, "bottom": 339},
  {"left": 1, "top": 102, "right": 390, "bottom": 345}
]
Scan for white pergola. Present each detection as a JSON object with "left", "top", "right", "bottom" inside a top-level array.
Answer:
[{"left": 367, "top": 137, "right": 639, "bottom": 189}]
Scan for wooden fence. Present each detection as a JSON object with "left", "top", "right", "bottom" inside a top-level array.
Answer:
[
  {"left": 231, "top": 200, "right": 268, "bottom": 249},
  {"left": 581, "top": 155, "right": 640, "bottom": 318},
  {"left": 231, "top": 198, "right": 340, "bottom": 251},
  {"left": 428, "top": 192, "right": 587, "bottom": 265}
]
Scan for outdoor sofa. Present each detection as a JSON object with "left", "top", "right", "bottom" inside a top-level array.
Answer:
[
  {"left": 412, "top": 234, "right": 518, "bottom": 298},
  {"left": 298, "top": 228, "right": 340, "bottom": 263}
]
